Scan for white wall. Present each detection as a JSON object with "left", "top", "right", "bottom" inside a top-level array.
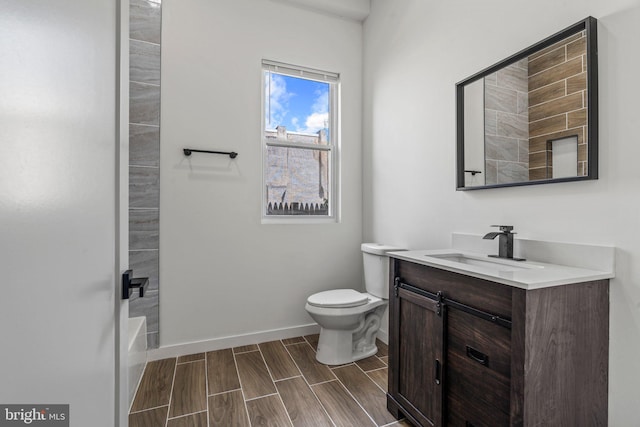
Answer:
[
  {"left": 364, "top": 0, "right": 640, "bottom": 424},
  {"left": 159, "top": 0, "right": 363, "bottom": 346}
]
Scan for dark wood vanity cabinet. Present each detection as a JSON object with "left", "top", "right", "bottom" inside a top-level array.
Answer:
[{"left": 387, "top": 259, "right": 610, "bottom": 427}]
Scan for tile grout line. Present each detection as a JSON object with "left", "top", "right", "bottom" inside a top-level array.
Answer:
[
  {"left": 205, "top": 353, "right": 210, "bottom": 427},
  {"left": 164, "top": 358, "right": 178, "bottom": 427},
  {"left": 331, "top": 365, "right": 379, "bottom": 427},
  {"left": 256, "top": 344, "right": 294, "bottom": 427},
  {"left": 357, "top": 361, "right": 388, "bottom": 395},
  {"left": 281, "top": 340, "right": 337, "bottom": 427},
  {"left": 231, "top": 349, "right": 253, "bottom": 425},
  {"left": 244, "top": 392, "right": 279, "bottom": 403},
  {"left": 167, "top": 410, "right": 207, "bottom": 421},
  {"left": 273, "top": 374, "right": 303, "bottom": 383},
  {"left": 208, "top": 387, "right": 242, "bottom": 397},
  {"left": 129, "top": 403, "right": 168, "bottom": 415}
]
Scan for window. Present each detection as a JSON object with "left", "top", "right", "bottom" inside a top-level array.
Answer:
[{"left": 262, "top": 60, "right": 339, "bottom": 220}]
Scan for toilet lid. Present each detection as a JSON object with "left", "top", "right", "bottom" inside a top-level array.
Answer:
[{"left": 307, "top": 289, "right": 369, "bottom": 308}]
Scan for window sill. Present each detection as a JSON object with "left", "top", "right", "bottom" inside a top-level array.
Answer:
[{"left": 261, "top": 216, "right": 338, "bottom": 225}]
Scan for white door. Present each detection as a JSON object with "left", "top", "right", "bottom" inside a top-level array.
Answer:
[{"left": 0, "top": 1, "right": 127, "bottom": 426}]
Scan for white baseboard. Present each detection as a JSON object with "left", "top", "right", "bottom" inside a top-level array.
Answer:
[{"left": 147, "top": 323, "right": 320, "bottom": 361}]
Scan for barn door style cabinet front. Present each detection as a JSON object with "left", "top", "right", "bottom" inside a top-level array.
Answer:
[{"left": 386, "top": 258, "right": 609, "bottom": 427}]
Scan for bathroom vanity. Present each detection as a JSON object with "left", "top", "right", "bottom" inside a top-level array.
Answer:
[{"left": 386, "top": 246, "right": 614, "bottom": 427}]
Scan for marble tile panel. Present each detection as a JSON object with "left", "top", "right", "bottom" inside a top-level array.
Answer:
[
  {"left": 130, "top": 0, "right": 162, "bottom": 44},
  {"left": 484, "top": 72, "right": 497, "bottom": 86},
  {"left": 130, "top": 40, "right": 160, "bottom": 85},
  {"left": 485, "top": 135, "right": 520, "bottom": 162},
  {"left": 485, "top": 159, "right": 497, "bottom": 185},
  {"left": 519, "top": 139, "right": 529, "bottom": 163},
  {"left": 130, "top": 82, "right": 160, "bottom": 126},
  {"left": 129, "top": 249, "right": 159, "bottom": 291},
  {"left": 485, "top": 84, "right": 517, "bottom": 114},
  {"left": 484, "top": 110, "right": 497, "bottom": 136},
  {"left": 517, "top": 91, "right": 529, "bottom": 115},
  {"left": 130, "top": 290, "right": 159, "bottom": 333},
  {"left": 130, "top": 124, "right": 160, "bottom": 167},
  {"left": 497, "top": 161, "right": 529, "bottom": 184},
  {"left": 496, "top": 63, "right": 528, "bottom": 92},
  {"left": 497, "top": 112, "right": 529, "bottom": 139},
  {"left": 129, "top": 209, "right": 159, "bottom": 250},
  {"left": 147, "top": 332, "right": 159, "bottom": 349},
  {"left": 129, "top": 166, "right": 159, "bottom": 208}
]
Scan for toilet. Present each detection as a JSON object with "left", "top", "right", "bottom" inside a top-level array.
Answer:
[{"left": 305, "top": 243, "right": 405, "bottom": 365}]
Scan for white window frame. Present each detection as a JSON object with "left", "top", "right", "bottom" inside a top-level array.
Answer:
[{"left": 261, "top": 59, "right": 340, "bottom": 224}]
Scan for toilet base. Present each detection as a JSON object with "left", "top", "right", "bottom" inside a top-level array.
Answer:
[{"left": 314, "top": 305, "right": 386, "bottom": 365}]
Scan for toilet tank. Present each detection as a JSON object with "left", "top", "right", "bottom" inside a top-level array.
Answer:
[{"left": 361, "top": 243, "right": 406, "bottom": 298}]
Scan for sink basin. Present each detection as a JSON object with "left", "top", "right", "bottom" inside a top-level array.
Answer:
[{"left": 426, "top": 253, "right": 542, "bottom": 272}]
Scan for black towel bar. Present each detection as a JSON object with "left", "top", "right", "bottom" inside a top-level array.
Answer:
[{"left": 183, "top": 148, "right": 238, "bottom": 159}]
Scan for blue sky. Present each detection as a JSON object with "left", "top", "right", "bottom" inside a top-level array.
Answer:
[{"left": 264, "top": 72, "right": 329, "bottom": 136}]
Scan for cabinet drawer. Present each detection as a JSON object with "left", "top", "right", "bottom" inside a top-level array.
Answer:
[{"left": 446, "top": 307, "right": 511, "bottom": 426}]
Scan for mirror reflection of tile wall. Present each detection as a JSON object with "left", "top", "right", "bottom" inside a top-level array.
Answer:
[
  {"left": 129, "top": 0, "right": 162, "bottom": 349},
  {"left": 527, "top": 31, "right": 588, "bottom": 180},
  {"left": 484, "top": 60, "right": 529, "bottom": 185},
  {"left": 483, "top": 31, "right": 587, "bottom": 185}
]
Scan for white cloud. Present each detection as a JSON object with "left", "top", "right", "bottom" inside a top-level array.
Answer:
[
  {"left": 264, "top": 73, "right": 292, "bottom": 129},
  {"left": 298, "top": 88, "right": 329, "bottom": 134},
  {"left": 304, "top": 112, "right": 329, "bottom": 133}
]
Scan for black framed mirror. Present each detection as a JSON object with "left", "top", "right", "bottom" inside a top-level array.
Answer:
[{"left": 456, "top": 17, "right": 598, "bottom": 190}]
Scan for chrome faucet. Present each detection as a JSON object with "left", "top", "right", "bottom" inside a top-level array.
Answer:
[{"left": 483, "top": 225, "right": 525, "bottom": 260}]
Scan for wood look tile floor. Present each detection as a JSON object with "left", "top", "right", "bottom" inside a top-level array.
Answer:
[{"left": 130, "top": 335, "right": 413, "bottom": 427}]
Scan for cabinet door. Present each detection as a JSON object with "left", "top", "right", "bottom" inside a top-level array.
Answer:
[
  {"left": 393, "top": 286, "right": 445, "bottom": 427},
  {"left": 446, "top": 307, "right": 511, "bottom": 427}
]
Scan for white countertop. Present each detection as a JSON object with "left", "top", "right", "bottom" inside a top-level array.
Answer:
[{"left": 388, "top": 248, "right": 615, "bottom": 290}]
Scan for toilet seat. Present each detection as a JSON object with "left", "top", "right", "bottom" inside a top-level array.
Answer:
[{"left": 307, "top": 289, "right": 369, "bottom": 308}]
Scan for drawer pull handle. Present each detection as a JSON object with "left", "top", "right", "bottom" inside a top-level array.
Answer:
[
  {"left": 466, "top": 346, "right": 489, "bottom": 366},
  {"left": 434, "top": 359, "right": 441, "bottom": 385}
]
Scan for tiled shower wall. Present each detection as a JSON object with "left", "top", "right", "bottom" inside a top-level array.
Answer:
[
  {"left": 527, "top": 31, "right": 588, "bottom": 180},
  {"left": 129, "top": 0, "right": 161, "bottom": 349},
  {"left": 484, "top": 60, "right": 530, "bottom": 185}
]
